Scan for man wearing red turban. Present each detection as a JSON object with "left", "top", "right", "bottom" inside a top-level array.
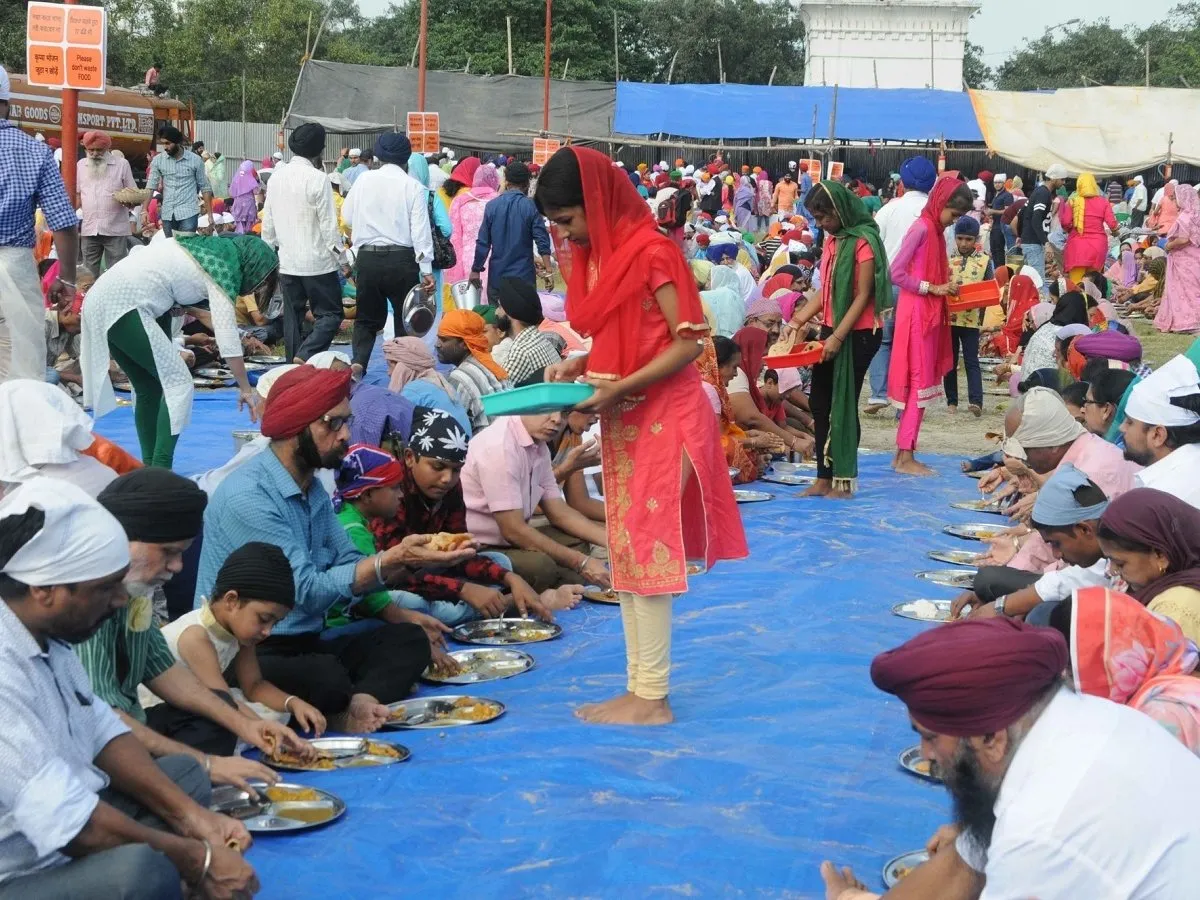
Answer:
[
  {"left": 196, "top": 364, "right": 479, "bottom": 733},
  {"left": 79, "top": 129, "right": 136, "bottom": 276},
  {"left": 820, "top": 617, "right": 1200, "bottom": 900}
]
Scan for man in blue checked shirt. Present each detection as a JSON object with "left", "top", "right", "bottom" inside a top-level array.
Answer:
[
  {"left": 195, "top": 364, "right": 477, "bottom": 734},
  {"left": 147, "top": 125, "right": 212, "bottom": 237},
  {"left": 0, "top": 65, "right": 80, "bottom": 382}
]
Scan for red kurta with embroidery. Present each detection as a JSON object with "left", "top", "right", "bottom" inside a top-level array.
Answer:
[
  {"left": 587, "top": 245, "right": 748, "bottom": 596},
  {"left": 558, "top": 146, "right": 747, "bottom": 596}
]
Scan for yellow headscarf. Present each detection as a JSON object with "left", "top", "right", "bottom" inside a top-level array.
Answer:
[
  {"left": 690, "top": 259, "right": 713, "bottom": 289},
  {"left": 1071, "top": 172, "right": 1100, "bottom": 234}
]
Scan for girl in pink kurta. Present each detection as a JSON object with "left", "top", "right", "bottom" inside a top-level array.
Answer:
[
  {"left": 446, "top": 165, "right": 499, "bottom": 291},
  {"left": 1058, "top": 173, "right": 1117, "bottom": 283},
  {"left": 536, "top": 146, "right": 748, "bottom": 726},
  {"left": 887, "top": 176, "right": 974, "bottom": 476},
  {"left": 1155, "top": 183, "right": 1200, "bottom": 334}
]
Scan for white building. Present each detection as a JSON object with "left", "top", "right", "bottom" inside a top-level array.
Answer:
[{"left": 800, "top": 0, "right": 980, "bottom": 90}]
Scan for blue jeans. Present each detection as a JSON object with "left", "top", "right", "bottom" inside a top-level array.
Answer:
[
  {"left": 161, "top": 214, "right": 199, "bottom": 237},
  {"left": 1022, "top": 243, "right": 1046, "bottom": 282},
  {"left": 383, "top": 552, "right": 514, "bottom": 628},
  {"left": 866, "top": 288, "right": 898, "bottom": 402},
  {"left": 944, "top": 326, "right": 983, "bottom": 407}
]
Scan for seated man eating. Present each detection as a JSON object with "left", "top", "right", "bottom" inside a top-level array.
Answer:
[
  {"left": 196, "top": 365, "right": 477, "bottom": 733},
  {"left": 366, "top": 409, "right": 568, "bottom": 619},
  {"left": 79, "top": 469, "right": 303, "bottom": 792},
  {"left": 436, "top": 309, "right": 508, "bottom": 432},
  {"left": 462, "top": 410, "right": 611, "bottom": 592},
  {"left": 0, "top": 479, "right": 257, "bottom": 900}
]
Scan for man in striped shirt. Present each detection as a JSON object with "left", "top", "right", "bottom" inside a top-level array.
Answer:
[{"left": 76, "top": 470, "right": 307, "bottom": 792}]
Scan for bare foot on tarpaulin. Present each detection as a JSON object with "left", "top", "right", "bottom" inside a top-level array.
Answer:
[
  {"left": 577, "top": 694, "right": 674, "bottom": 725},
  {"left": 542, "top": 585, "right": 585, "bottom": 611},
  {"left": 801, "top": 479, "right": 832, "bottom": 498},
  {"left": 894, "top": 458, "right": 937, "bottom": 477},
  {"left": 331, "top": 693, "right": 389, "bottom": 734}
]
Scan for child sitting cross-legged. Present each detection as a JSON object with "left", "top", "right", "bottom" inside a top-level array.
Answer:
[
  {"left": 146, "top": 541, "right": 327, "bottom": 741},
  {"left": 364, "top": 409, "right": 577, "bottom": 620}
]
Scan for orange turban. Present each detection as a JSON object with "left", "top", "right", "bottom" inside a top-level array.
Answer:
[
  {"left": 260, "top": 365, "right": 352, "bottom": 439},
  {"left": 438, "top": 309, "right": 507, "bottom": 380},
  {"left": 82, "top": 131, "right": 112, "bottom": 150}
]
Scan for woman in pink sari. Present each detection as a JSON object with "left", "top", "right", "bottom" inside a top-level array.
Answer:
[
  {"left": 1148, "top": 180, "right": 1180, "bottom": 237},
  {"left": 1155, "top": 183, "right": 1200, "bottom": 333},
  {"left": 887, "top": 176, "right": 974, "bottom": 475},
  {"left": 229, "top": 160, "right": 259, "bottom": 235},
  {"left": 1062, "top": 586, "right": 1200, "bottom": 756},
  {"left": 1058, "top": 172, "right": 1118, "bottom": 284},
  {"left": 446, "top": 164, "right": 499, "bottom": 293}
]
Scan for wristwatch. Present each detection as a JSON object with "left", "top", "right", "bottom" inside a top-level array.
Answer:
[{"left": 994, "top": 595, "right": 1008, "bottom": 616}]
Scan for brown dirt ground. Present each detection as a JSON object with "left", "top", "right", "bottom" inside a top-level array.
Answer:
[{"left": 856, "top": 321, "right": 1196, "bottom": 458}]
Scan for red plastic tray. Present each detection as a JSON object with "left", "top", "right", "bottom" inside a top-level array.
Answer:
[
  {"left": 948, "top": 279, "right": 1001, "bottom": 311},
  {"left": 763, "top": 343, "right": 825, "bottom": 368}
]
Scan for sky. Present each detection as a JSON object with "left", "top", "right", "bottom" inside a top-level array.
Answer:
[{"left": 353, "top": 0, "right": 1178, "bottom": 65}]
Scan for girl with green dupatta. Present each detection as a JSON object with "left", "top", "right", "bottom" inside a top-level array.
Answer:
[
  {"left": 784, "top": 180, "right": 889, "bottom": 498},
  {"left": 81, "top": 235, "right": 278, "bottom": 468}
]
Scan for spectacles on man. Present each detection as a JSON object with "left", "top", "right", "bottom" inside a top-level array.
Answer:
[{"left": 320, "top": 413, "right": 354, "bottom": 431}]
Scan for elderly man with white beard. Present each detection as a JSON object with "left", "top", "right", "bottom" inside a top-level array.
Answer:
[
  {"left": 819, "top": 617, "right": 1200, "bottom": 899},
  {"left": 76, "top": 130, "right": 136, "bottom": 277},
  {"left": 75, "top": 468, "right": 312, "bottom": 795}
]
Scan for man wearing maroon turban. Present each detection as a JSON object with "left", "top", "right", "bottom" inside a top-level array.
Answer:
[
  {"left": 79, "top": 128, "right": 136, "bottom": 276},
  {"left": 195, "top": 365, "right": 479, "bottom": 733},
  {"left": 820, "top": 617, "right": 1200, "bottom": 900}
]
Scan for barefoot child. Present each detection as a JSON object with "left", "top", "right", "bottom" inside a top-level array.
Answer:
[
  {"left": 357, "top": 417, "right": 564, "bottom": 620},
  {"left": 887, "top": 176, "right": 976, "bottom": 476},
  {"left": 536, "top": 146, "right": 748, "bottom": 726},
  {"left": 146, "top": 542, "right": 326, "bottom": 741},
  {"left": 787, "top": 180, "right": 889, "bottom": 498}
]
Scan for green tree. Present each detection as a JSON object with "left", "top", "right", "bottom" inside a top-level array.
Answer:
[
  {"left": 962, "top": 40, "right": 992, "bottom": 89},
  {"left": 647, "top": 0, "right": 805, "bottom": 84},
  {"left": 994, "top": 21, "right": 1143, "bottom": 90},
  {"left": 360, "top": 0, "right": 657, "bottom": 82},
  {"left": 1139, "top": 3, "right": 1200, "bottom": 87}
]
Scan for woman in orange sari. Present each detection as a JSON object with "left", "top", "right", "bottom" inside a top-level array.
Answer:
[
  {"left": 537, "top": 146, "right": 748, "bottom": 726},
  {"left": 694, "top": 336, "right": 764, "bottom": 483}
]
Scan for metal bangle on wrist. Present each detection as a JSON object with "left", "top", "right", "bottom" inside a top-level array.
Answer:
[{"left": 199, "top": 838, "right": 213, "bottom": 883}]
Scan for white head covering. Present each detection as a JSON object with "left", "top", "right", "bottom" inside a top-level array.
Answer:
[
  {"left": 0, "top": 65, "right": 9, "bottom": 102},
  {"left": 1018, "top": 265, "right": 1044, "bottom": 289},
  {"left": 684, "top": 165, "right": 695, "bottom": 176},
  {"left": 272, "top": 151, "right": 283, "bottom": 161},
  {"left": 659, "top": 160, "right": 668, "bottom": 169},
  {"left": 709, "top": 231, "right": 737, "bottom": 246},
  {"left": 219, "top": 212, "right": 235, "bottom": 225},
  {"left": 255, "top": 364, "right": 300, "bottom": 399},
  {"left": 0, "top": 477, "right": 129, "bottom": 585},
  {"left": 1125, "top": 355, "right": 1200, "bottom": 427},
  {"left": 349, "top": 148, "right": 362, "bottom": 157},
  {"left": 993, "top": 173, "right": 1007, "bottom": 183},
  {"left": 197, "top": 214, "right": 211, "bottom": 228},
  {"left": 1002, "top": 387, "right": 1086, "bottom": 459},
  {"left": 788, "top": 160, "right": 797, "bottom": 170},
  {"left": 0, "top": 380, "right": 95, "bottom": 483},
  {"left": 305, "top": 350, "right": 352, "bottom": 370}
]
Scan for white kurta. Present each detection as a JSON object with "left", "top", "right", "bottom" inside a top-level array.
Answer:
[
  {"left": 80, "top": 238, "right": 242, "bottom": 434},
  {"left": 0, "top": 247, "right": 47, "bottom": 382}
]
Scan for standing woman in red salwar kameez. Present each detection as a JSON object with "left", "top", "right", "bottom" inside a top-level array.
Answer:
[
  {"left": 886, "top": 176, "right": 975, "bottom": 476},
  {"left": 537, "top": 146, "right": 749, "bottom": 726}
]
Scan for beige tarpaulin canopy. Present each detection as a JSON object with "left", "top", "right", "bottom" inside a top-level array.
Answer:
[{"left": 968, "top": 86, "right": 1200, "bottom": 176}]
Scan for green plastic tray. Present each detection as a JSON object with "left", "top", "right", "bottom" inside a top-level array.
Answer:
[{"left": 481, "top": 383, "right": 596, "bottom": 416}]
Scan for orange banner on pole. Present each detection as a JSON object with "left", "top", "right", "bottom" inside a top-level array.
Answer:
[
  {"left": 405, "top": 111, "right": 440, "bottom": 154},
  {"left": 26, "top": 1, "right": 107, "bottom": 92}
]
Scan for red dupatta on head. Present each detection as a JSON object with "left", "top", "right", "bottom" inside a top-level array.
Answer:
[
  {"left": 1001, "top": 274, "right": 1040, "bottom": 354},
  {"left": 917, "top": 176, "right": 963, "bottom": 287},
  {"left": 732, "top": 326, "right": 785, "bottom": 425},
  {"left": 558, "top": 147, "right": 708, "bottom": 380}
]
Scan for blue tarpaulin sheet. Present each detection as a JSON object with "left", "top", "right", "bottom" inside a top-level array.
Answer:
[
  {"left": 614, "top": 82, "right": 983, "bottom": 143},
  {"left": 93, "top": 379, "right": 985, "bottom": 898}
]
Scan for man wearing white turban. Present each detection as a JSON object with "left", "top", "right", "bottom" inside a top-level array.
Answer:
[
  {"left": 0, "top": 478, "right": 259, "bottom": 898},
  {"left": 1126, "top": 355, "right": 1200, "bottom": 508}
]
